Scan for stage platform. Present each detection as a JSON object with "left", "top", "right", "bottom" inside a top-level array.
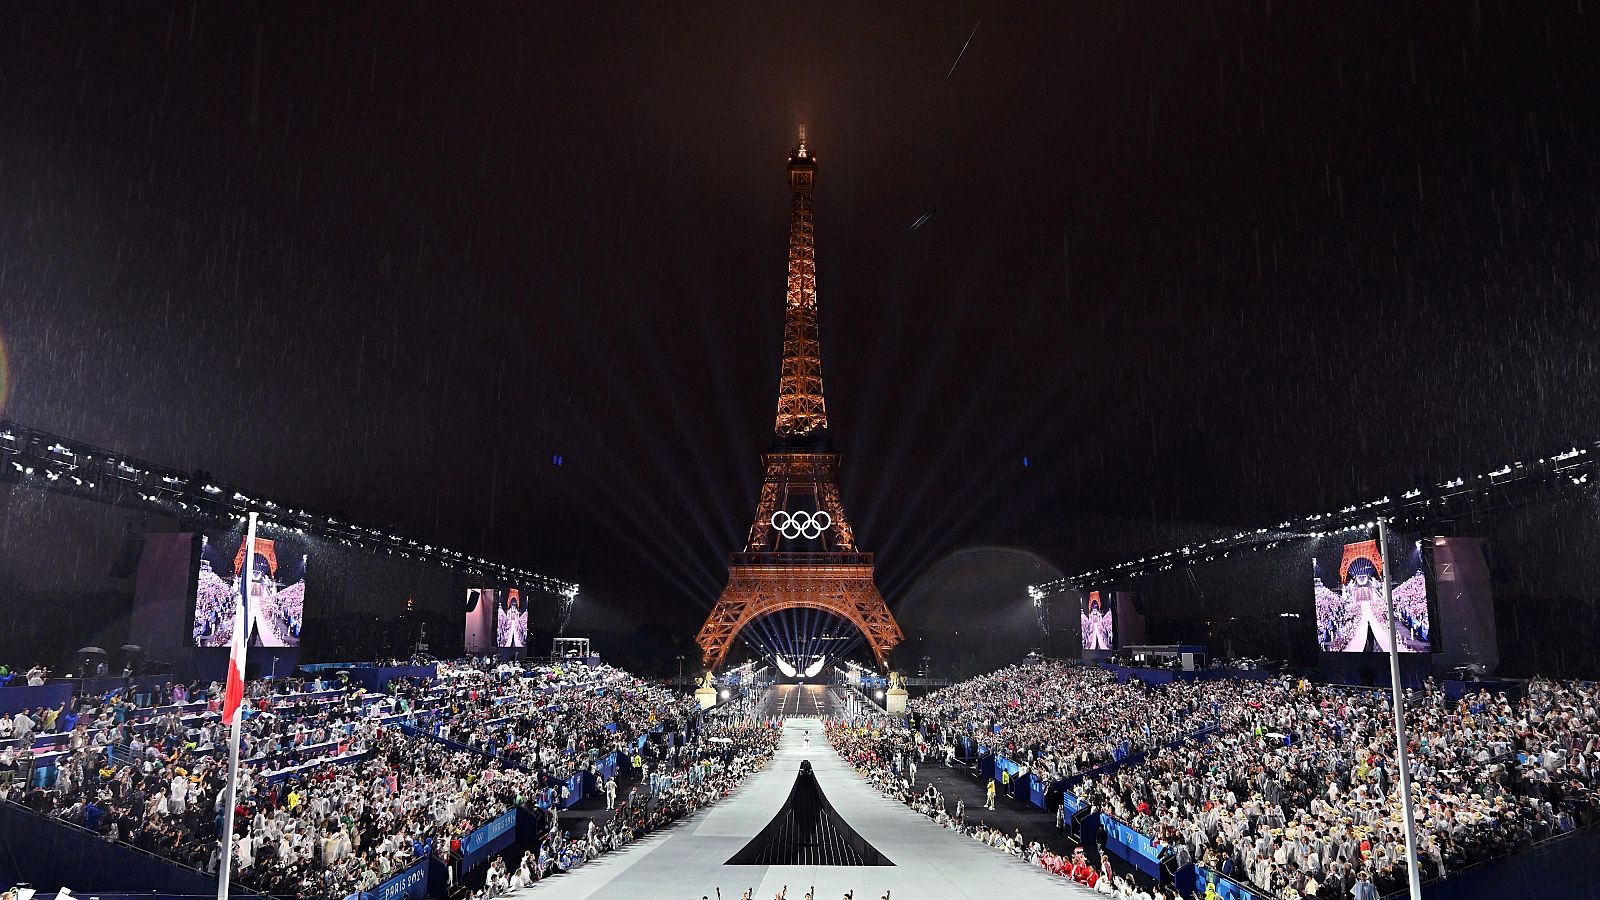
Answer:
[{"left": 512, "top": 717, "right": 1096, "bottom": 900}]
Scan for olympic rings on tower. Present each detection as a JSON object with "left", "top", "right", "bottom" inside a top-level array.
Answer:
[{"left": 770, "top": 509, "right": 832, "bottom": 540}]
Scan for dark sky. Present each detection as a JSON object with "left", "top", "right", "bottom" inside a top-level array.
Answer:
[{"left": 2, "top": 2, "right": 1599, "bottom": 642}]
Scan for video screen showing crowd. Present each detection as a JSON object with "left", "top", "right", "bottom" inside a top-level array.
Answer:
[
  {"left": 1081, "top": 590, "right": 1114, "bottom": 651},
  {"left": 191, "top": 530, "right": 306, "bottom": 649},
  {"left": 1312, "top": 536, "right": 1431, "bottom": 653}
]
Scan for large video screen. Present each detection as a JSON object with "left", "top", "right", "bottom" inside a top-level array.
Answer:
[
  {"left": 1312, "top": 536, "right": 1430, "bottom": 653},
  {"left": 1081, "top": 590, "right": 1113, "bottom": 651},
  {"left": 193, "top": 529, "right": 306, "bottom": 648},
  {"left": 496, "top": 588, "right": 527, "bottom": 648}
]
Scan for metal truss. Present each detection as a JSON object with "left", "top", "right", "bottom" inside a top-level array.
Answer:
[{"left": 0, "top": 419, "right": 578, "bottom": 598}]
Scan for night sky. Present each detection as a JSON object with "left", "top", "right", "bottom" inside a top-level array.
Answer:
[{"left": 3, "top": 3, "right": 1599, "bottom": 651}]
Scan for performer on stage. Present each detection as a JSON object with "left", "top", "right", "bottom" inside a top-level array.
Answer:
[
  {"left": 498, "top": 590, "right": 528, "bottom": 648},
  {"left": 1081, "top": 592, "right": 1114, "bottom": 651},
  {"left": 1339, "top": 557, "right": 1393, "bottom": 652}
]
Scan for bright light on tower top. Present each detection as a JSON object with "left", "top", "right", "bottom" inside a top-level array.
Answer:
[{"left": 792, "top": 124, "right": 810, "bottom": 160}]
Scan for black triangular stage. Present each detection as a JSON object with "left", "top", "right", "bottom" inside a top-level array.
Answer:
[{"left": 726, "top": 760, "right": 894, "bottom": 866}]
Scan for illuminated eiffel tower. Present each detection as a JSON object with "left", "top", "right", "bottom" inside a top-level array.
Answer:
[{"left": 695, "top": 128, "right": 903, "bottom": 672}]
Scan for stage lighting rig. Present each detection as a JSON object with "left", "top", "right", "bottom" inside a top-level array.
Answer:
[
  {"left": 0, "top": 418, "right": 578, "bottom": 598},
  {"left": 1032, "top": 435, "right": 1600, "bottom": 595}
]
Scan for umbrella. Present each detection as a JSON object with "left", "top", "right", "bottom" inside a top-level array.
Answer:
[{"left": 76, "top": 646, "right": 108, "bottom": 656}]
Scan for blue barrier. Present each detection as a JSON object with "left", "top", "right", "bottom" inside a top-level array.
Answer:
[
  {"left": 1443, "top": 678, "right": 1525, "bottom": 704},
  {"left": 1102, "top": 664, "right": 1272, "bottom": 687},
  {"left": 990, "top": 753, "right": 1024, "bottom": 798},
  {"left": 1100, "top": 813, "right": 1165, "bottom": 880},
  {"left": 73, "top": 674, "right": 176, "bottom": 697},
  {"left": 1028, "top": 773, "right": 1048, "bottom": 809},
  {"left": 461, "top": 807, "right": 519, "bottom": 871},
  {"left": 1059, "top": 791, "right": 1086, "bottom": 817},
  {"left": 1106, "top": 665, "right": 1179, "bottom": 686},
  {"left": 344, "top": 665, "right": 437, "bottom": 692},
  {"left": 30, "top": 895, "right": 234, "bottom": 900},
  {"left": 1177, "top": 864, "right": 1267, "bottom": 900},
  {"left": 371, "top": 856, "right": 430, "bottom": 900},
  {"left": 563, "top": 772, "right": 586, "bottom": 808},
  {"left": 0, "top": 682, "right": 73, "bottom": 716}
]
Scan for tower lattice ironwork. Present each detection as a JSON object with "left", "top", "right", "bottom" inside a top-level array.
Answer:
[{"left": 696, "top": 128, "right": 903, "bottom": 671}]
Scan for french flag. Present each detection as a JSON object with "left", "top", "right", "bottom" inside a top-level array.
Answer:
[{"left": 222, "top": 540, "right": 250, "bottom": 727}]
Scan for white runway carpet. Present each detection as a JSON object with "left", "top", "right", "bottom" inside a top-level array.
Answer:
[{"left": 509, "top": 717, "right": 1096, "bottom": 900}]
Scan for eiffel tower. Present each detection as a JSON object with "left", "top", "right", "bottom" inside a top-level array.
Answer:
[{"left": 695, "top": 128, "right": 903, "bottom": 672}]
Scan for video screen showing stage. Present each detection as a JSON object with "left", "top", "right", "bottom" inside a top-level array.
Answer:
[
  {"left": 1081, "top": 590, "right": 1113, "bottom": 650},
  {"left": 1312, "top": 536, "right": 1430, "bottom": 653},
  {"left": 496, "top": 588, "right": 527, "bottom": 648},
  {"left": 192, "top": 530, "right": 307, "bottom": 648}
]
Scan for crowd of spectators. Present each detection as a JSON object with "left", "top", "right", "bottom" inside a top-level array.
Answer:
[
  {"left": 405, "top": 661, "right": 700, "bottom": 784},
  {"left": 828, "top": 721, "right": 1184, "bottom": 900},
  {"left": 466, "top": 714, "right": 781, "bottom": 900},
  {"left": 15, "top": 654, "right": 1597, "bottom": 900},
  {"left": 191, "top": 561, "right": 237, "bottom": 646},
  {"left": 6, "top": 727, "right": 540, "bottom": 898},
  {"left": 907, "top": 662, "right": 1231, "bottom": 781},
  {"left": 0, "top": 658, "right": 758, "bottom": 900},
  {"left": 1073, "top": 676, "right": 1600, "bottom": 898},
  {"left": 894, "top": 661, "right": 1600, "bottom": 900},
  {"left": 0, "top": 665, "right": 49, "bottom": 687}
]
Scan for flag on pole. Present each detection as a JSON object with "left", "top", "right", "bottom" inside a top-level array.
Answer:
[
  {"left": 217, "top": 513, "right": 256, "bottom": 900},
  {"left": 222, "top": 536, "right": 250, "bottom": 726}
]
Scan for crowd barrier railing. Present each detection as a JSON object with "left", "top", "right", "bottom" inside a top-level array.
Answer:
[
  {"left": 1175, "top": 863, "right": 1269, "bottom": 900},
  {"left": 364, "top": 856, "right": 430, "bottom": 900},
  {"left": 460, "top": 806, "right": 520, "bottom": 872},
  {"left": 1101, "top": 664, "right": 1274, "bottom": 687},
  {"left": 1098, "top": 812, "right": 1166, "bottom": 880},
  {"left": 259, "top": 748, "right": 370, "bottom": 784},
  {"left": 0, "top": 682, "right": 73, "bottom": 716}
]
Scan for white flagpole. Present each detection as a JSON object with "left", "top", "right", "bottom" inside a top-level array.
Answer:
[
  {"left": 1378, "top": 517, "right": 1424, "bottom": 900},
  {"left": 216, "top": 512, "right": 256, "bottom": 900}
]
